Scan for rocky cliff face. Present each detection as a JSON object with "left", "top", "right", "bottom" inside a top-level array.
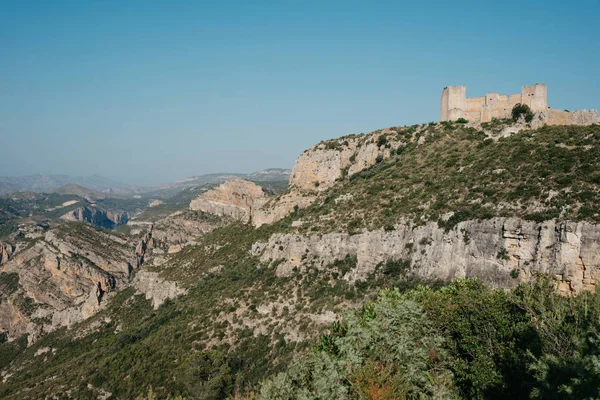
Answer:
[
  {"left": 150, "top": 210, "right": 224, "bottom": 253},
  {"left": 60, "top": 206, "right": 130, "bottom": 229},
  {"left": 252, "top": 190, "right": 317, "bottom": 227},
  {"left": 0, "top": 241, "right": 14, "bottom": 264},
  {"left": 189, "top": 179, "right": 268, "bottom": 224},
  {"left": 0, "top": 222, "right": 134, "bottom": 342},
  {"left": 252, "top": 218, "right": 600, "bottom": 294},
  {"left": 132, "top": 230, "right": 154, "bottom": 269},
  {"left": 133, "top": 271, "right": 187, "bottom": 310},
  {"left": 189, "top": 132, "right": 406, "bottom": 228},
  {"left": 290, "top": 131, "right": 403, "bottom": 192}
]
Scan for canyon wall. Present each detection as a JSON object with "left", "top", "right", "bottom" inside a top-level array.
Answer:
[{"left": 252, "top": 218, "right": 600, "bottom": 294}]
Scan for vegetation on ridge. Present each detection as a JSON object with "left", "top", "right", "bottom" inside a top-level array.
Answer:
[
  {"left": 259, "top": 277, "right": 600, "bottom": 400},
  {"left": 2, "top": 122, "right": 600, "bottom": 399},
  {"left": 294, "top": 123, "right": 600, "bottom": 234}
]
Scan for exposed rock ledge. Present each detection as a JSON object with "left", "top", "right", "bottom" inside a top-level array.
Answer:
[
  {"left": 60, "top": 206, "right": 130, "bottom": 229},
  {"left": 0, "top": 241, "right": 14, "bottom": 264},
  {"left": 190, "top": 179, "right": 267, "bottom": 223},
  {"left": 189, "top": 179, "right": 316, "bottom": 228},
  {"left": 252, "top": 218, "right": 600, "bottom": 294},
  {"left": 133, "top": 271, "right": 187, "bottom": 309}
]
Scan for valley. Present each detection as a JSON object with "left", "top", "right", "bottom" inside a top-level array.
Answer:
[{"left": 1, "top": 119, "right": 600, "bottom": 398}]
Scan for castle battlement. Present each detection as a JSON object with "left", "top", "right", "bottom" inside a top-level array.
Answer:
[{"left": 440, "top": 84, "right": 599, "bottom": 126}]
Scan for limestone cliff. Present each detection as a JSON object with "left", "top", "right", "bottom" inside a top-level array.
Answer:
[
  {"left": 189, "top": 179, "right": 268, "bottom": 224},
  {"left": 252, "top": 218, "right": 600, "bottom": 294},
  {"left": 290, "top": 131, "right": 402, "bottom": 192},
  {"left": 0, "top": 222, "right": 133, "bottom": 342},
  {"left": 252, "top": 190, "right": 317, "bottom": 227},
  {"left": 150, "top": 210, "right": 224, "bottom": 253},
  {"left": 60, "top": 206, "right": 130, "bottom": 229},
  {"left": 190, "top": 131, "right": 407, "bottom": 227},
  {"left": 0, "top": 241, "right": 14, "bottom": 264},
  {"left": 133, "top": 271, "right": 187, "bottom": 310},
  {"left": 132, "top": 229, "right": 154, "bottom": 268}
]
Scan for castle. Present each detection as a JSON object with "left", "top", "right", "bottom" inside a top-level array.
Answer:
[{"left": 440, "top": 84, "right": 599, "bottom": 125}]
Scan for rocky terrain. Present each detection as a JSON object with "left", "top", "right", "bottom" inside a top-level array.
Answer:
[
  {"left": 2, "top": 119, "right": 600, "bottom": 399},
  {"left": 0, "top": 222, "right": 133, "bottom": 343},
  {"left": 190, "top": 179, "right": 269, "bottom": 223},
  {"left": 253, "top": 218, "right": 599, "bottom": 293},
  {"left": 60, "top": 206, "right": 131, "bottom": 229}
]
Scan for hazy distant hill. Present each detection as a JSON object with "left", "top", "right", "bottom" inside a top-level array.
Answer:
[
  {"left": 0, "top": 174, "right": 137, "bottom": 195},
  {"left": 134, "top": 168, "right": 292, "bottom": 198},
  {"left": 0, "top": 169, "right": 291, "bottom": 197},
  {"left": 51, "top": 184, "right": 115, "bottom": 200}
]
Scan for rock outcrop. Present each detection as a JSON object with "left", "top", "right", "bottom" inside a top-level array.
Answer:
[
  {"left": 60, "top": 206, "right": 130, "bottom": 229},
  {"left": 132, "top": 229, "right": 154, "bottom": 269},
  {"left": 0, "top": 222, "right": 134, "bottom": 342},
  {"left": 133, "top": 271, "right": 187, "bottom": 310},
  {"left": 190, "top": 179, "right": 268, "bottom": 224},
  {"left": 252, "top": 190, "right": 317, "bottom": 227},
  {"left": 252, "top": 218, "right": 600, "bottom": 294},
  {"left": 149, "top": 210, "right": 224, "bottom": 253},
  {"left": 0, "top": 241, "right": 14, "bottom": 264},
  {"left": 290, "top": 132, "right": 402, "bottom": 192},
  {"left": 190, "top": 133, "right": 408, "bottom": 228}
]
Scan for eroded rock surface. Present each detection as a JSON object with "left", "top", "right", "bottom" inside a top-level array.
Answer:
[
  {"left": 290, "top": 132, "right": 402, "bottom": 192},
  {"left": 133, "top": 271, "right": 187, "bottom": 309},
  {"left": 0, "top": 241, "right": 14, "bottom": 264},
  {"left": 252, "top": 218, "right": 600, "bottom": 294},
  {"left": 252, "top": 190, "right": 317, "bottom": 227},
  {"left": 0, "top": 223, "right": 133, "bottom": 342},
  {"left": 150, "top": 210, "right": 224, "bottom": 253},
  {"left": 61, "top": 206, "right": 130, "bottom": 229},
  {"left": 189, "top": 179, "right": 268, "bottom": 223}
]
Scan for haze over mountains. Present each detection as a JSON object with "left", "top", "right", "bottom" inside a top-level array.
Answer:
[
  {"left": 3, "top": 117, "right": 600, "bottom": 399},
  {"left": 0, "top": 169, "right": 291, "bottom": 196}
]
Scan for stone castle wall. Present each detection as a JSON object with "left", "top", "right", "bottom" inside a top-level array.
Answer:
[{"left": 440, "top": 84, "right": 599, "bottom": 126}]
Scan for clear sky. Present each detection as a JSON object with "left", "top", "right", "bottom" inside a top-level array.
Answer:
[{"left": 1, "top": 0, "right": 599, "bottom": 185}]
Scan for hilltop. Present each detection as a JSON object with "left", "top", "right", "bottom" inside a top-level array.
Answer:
[
  {"left": 0, "top": 174, "right": 135, "bottom": 196},
  {"left": 52, "top": 184, "right": 115, "bottom": 200},
  {"left": 1, "top": 120, "right": 600, "bottom": 398}
]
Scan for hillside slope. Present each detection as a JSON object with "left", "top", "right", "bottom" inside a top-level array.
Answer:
[{"left": 1, "top": 121, "right": 600, "bottom": 399}]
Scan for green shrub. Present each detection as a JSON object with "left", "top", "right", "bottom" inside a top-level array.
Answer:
[
  {"left": 0, "top": 272, "right": 19, "bottom": 295},
  {"left": 178, "top": 350, "right": 232, "bottom": 399},
  {"left": 259, "top": 352, "right": 348, "bottom": 400},
  {"left": 261, "top": 289, "right": 455, "bottom": 399},
  {"left": 409, "top": 279, "right": 533, "bottom": 399},
  {"left": 512, "top": 103, "right": 534, "bottom": 122},
  {"left": 456, "top": 118, "right": 469, "bottom": 124}
]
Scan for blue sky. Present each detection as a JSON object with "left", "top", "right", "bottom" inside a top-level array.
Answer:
[{"left": 1, "top": 0, "right": 599, "bottom": 185}]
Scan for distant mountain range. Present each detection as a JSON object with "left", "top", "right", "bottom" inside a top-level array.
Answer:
[
  {"left": 0, "top": 174, "right": 136, "bottom": 196},
  {"left": 0, "top": 169, "right": 292, "bottom": 197}
]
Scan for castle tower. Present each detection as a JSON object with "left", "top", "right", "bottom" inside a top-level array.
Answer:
[
  {"left": 440, "top": 86, "right": 466, "bottom": 121},
  {"left": 521, "top": 84, "right": 547, "bottom": 112}
]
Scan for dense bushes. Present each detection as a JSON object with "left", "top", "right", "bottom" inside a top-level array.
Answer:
[
  {"left": 178, "top": 350, "right": 232, "bottom": 399},
  {"left": 259, "top": 278, "right": 600, "bottom": 399},
  {"left": 296, "top": 123, "right": 600, "bottom": 233},
  {"left": 260, "top": 288, "right": 455, "bottom": 399},
  {"left": 512, "top": 103, "right": 534, "bottom": 123}
]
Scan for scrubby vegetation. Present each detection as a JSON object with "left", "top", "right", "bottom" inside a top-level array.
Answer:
[
  {"left": 2, "top": 122, "right": 600, "bottom": 399},
  {"left": 294, "top": 123, "right": 600, "bottom": 233},
  {"left": 512, "top": 103, "right": 534, "bottom": 123},
  {"left": 3, "top": 248, "right": 598, "bottom": 400},
  {"left": 259, "top": 277, "right": 600, "bottom": 400}
]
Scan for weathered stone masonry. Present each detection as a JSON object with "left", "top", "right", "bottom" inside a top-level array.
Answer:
[{"left": 441, "top": 83, "right": 599, "bottom": 125}]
